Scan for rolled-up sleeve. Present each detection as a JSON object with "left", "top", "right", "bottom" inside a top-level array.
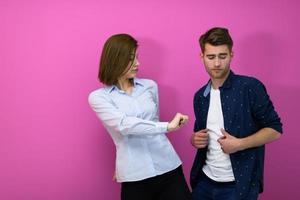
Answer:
[{"left": 88, "top": 91, "right": 168, "bottom": 136}]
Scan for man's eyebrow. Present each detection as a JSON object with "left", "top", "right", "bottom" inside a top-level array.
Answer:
[
  {"left": 219, "top": 53, "right": 228, "bottom": 56},
  {"left": 205, "top": 53, "right": 228, "bottom": 56}
]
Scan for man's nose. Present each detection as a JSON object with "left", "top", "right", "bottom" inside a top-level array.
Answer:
[{"left": 214, "top": 58, "right": 221, "bottom": 67}]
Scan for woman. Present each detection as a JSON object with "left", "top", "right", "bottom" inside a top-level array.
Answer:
[{"left": 89, "top": 34, "right": 191, "bottom": 200}]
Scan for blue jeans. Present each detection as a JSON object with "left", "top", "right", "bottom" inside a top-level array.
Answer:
[{"left": 192, "top": 172, "right": 259, "bottom": 200}]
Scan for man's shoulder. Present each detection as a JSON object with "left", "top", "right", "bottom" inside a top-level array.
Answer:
[
  {"left": 194, "top": 82, "right": 209, "bottom": 100},
  {"left": 232, "top": 73, "right": 263, "bottom": 87}
]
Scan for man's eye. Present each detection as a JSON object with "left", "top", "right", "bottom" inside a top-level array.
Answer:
[
  {"left": 207, "top": 56, "right": 215, "bottom": 60},
  {"left": 219, "top": 55, "right": 227, "bottom": 59}
]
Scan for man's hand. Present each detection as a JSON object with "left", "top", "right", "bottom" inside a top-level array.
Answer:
[
  {"left": 191, "top": 129, "right": 209, "bottom": 149},
  {"left": 218, "top": 129, "right": 242, "bottom": 154}
]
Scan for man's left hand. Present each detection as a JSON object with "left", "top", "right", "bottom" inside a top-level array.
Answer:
[{"left": 218, "top": 129, "right": 242, "bottom": 154}]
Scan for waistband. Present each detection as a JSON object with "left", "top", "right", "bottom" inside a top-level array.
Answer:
[
  {"left": 122, "top": 165, "right": 182, "bottom": 185},
  {"left": 201, "top": 171, "right": 236, "bottom": 186}
]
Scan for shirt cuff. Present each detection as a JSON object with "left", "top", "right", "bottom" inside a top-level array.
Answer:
[{"left": 156, "top": 122, "right": 168, "bottom": 133}]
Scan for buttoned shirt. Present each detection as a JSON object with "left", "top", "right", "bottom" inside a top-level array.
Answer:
[
  {"left": 190, "top": 71, "right": 282, "bottom": 199},
  {"left": 89, "top": 78, "right": 181, "bottom": 182}
]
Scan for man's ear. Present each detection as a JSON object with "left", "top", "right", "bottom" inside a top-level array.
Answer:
[
  {"left": 230, "top": 51, "right": 234, "bottom": 58},
  {"left": 200, "top": 53, "right": 204, "bottom": 61}
]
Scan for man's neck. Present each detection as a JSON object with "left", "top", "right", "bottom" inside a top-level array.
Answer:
[{"left": 211, "top": 71, "right": 230, "bottom": 89}]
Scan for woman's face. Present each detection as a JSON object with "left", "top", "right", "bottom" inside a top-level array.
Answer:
[{"left": 121, "top": 52, "right": 140, "bottom": 80}]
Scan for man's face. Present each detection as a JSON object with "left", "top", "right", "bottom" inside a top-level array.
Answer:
[{"left": 201, "top": 44, "right": 233, "bottom": 81}]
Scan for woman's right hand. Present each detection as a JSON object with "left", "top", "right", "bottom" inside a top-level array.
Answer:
[
  {"left": 112, "top": 171, "right": 116, "bottom": 182},
  {"left": 167, "top": 113, "right": 189, "bottom": 132}
]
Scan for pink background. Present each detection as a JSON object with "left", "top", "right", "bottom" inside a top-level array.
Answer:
[{"left": 1, "top": 0, "right": 299, "bottom": 199}]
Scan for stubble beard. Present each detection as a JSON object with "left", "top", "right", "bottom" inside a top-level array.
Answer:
[{"left": 209, "top": 67, "right": 230, "bottom": 80}]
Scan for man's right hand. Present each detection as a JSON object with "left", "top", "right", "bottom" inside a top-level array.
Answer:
[{"left": 191, "top": 129, "right": 209, "bottom": 149}]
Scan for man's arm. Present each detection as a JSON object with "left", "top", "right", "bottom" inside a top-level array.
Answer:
[
  {"left": 218, "top": 128, "right": 281, "bottom": 154},
  {"left": 239, "top": 127, "right": 281, "bottom": 149}
]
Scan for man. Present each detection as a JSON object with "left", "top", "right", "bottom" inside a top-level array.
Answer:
[{"left": 190, "top": 27, "right": 282, "bottom": 200}]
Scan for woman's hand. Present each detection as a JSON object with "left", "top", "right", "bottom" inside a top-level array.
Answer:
[
  {"left": 167, "top": 113, "right": 189, "bottom": 132},
  {"left": 112, "top": 171, "right": 116, "bottom": 182}
]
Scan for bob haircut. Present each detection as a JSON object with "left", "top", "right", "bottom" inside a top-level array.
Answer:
[{"left": 98, "top": 34, "right": 138, "bottom": 86}]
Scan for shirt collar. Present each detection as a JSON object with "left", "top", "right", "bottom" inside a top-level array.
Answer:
[
  {"left": 203, "top": 70, "right": 235, "bottom": 97},
  {"left": 220, "top": 70, "right": 235, "bottom": 89},
  {"left": 105, "top": 78, "right": 144, "bottom": 93}
]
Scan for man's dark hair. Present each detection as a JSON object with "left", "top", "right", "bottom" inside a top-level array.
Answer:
[{"left": 199, "top": 27, "right": 233, "bottom": 53}]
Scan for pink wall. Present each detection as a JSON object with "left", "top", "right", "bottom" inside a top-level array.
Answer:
[{"left": 1, "top": 0, "right": 299, "bottom": 199}]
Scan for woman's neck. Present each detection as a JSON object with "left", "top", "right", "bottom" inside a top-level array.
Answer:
[{"left": 117, "top": 78, "right": 134, "bottom": 94}]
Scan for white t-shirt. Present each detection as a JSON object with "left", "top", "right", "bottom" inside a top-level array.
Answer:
[{"left": 202, "top": 88, "right": 235, "bottom": 182}]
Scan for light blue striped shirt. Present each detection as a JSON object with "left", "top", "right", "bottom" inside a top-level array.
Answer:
[{"left": 88, "top": 78, "right": 181, "bottom": 182}]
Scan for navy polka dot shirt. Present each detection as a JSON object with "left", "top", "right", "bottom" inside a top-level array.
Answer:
[{"left": 190, "top": 71, "right": 282, "bottom": 199}]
